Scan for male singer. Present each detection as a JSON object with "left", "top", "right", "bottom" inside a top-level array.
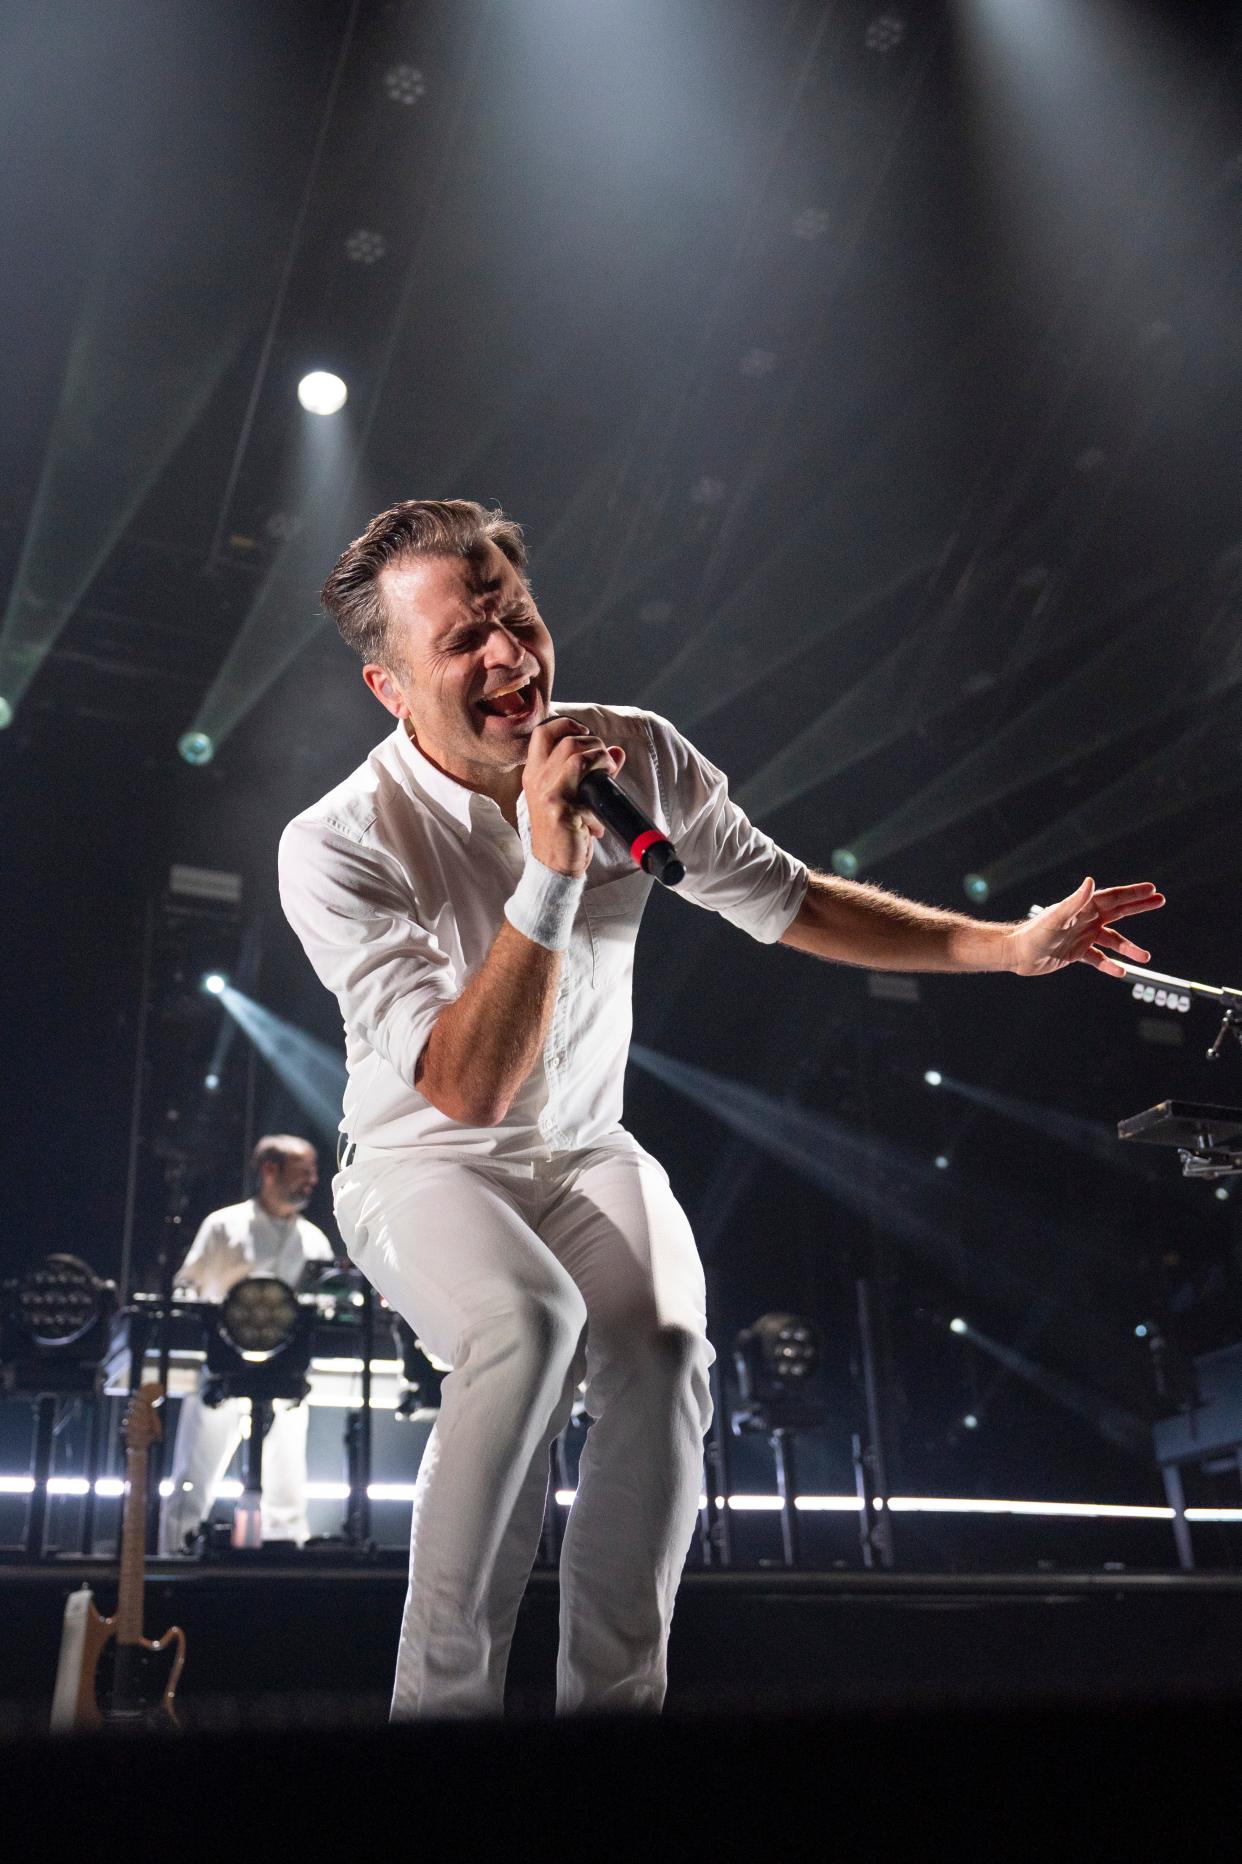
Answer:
[{"left": 278, "top": 499, "right": 1162, "bottom": 1718}]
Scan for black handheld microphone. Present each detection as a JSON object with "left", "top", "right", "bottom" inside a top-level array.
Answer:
[{"left": 577, "top": 770, "right": 685, "bottom": 887}]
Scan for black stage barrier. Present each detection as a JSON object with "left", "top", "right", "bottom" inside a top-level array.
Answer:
[{"left": 0, "top": 1704, "right": 1239, "bottom": 1849}]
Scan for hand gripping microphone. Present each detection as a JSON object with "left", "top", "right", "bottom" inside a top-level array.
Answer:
[{"left": 577, "top": 770, "right": 685, "bottom": 888}]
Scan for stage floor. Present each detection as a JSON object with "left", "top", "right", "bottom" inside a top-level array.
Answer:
[{"left": 5, "top": 1558, "right": 1242, "bottom": 1734}]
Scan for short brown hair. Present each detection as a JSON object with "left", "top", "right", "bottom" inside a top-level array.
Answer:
[
  {"left": 250, "top": 1134, "right": 314, "bottom": 1188},
  {"left": 321, "top": 499, "right": 528, "bottom": 666}
]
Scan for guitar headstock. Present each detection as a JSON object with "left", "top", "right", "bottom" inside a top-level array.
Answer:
[{"left": 123, "top": 1384, "right": 165, "bottom": 1452}]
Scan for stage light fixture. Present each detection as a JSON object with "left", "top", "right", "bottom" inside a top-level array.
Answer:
[
  {"left": 343, "top": 228, "right": 387, "bottom": 265},
  {"left": 1216, "top": 1187, "right": 1231, "bottom": 1202},
  {"left": 297, "top": 371, "right": 348, "bottom": 416},
  {"left": 949, "top": 1317, "right": 967, "bottom": 1335},
  {"left": 202, "top": 972, "right": 227, "bottom": 996},
  {"left": 17, "top": 1257, "right": 108, "bottom": 1350},
  {"left": 865, "top": 12, "right": 906, "bottom": 52},
  {"left": 0, "top": 695, "right": 12, "bottom": 729},
  {"left": 2, "top": 1254, "right": 117, "bottom": 1400},
  {"left": 1134, "top": 1324, "right": 1149, "bottom": 1338},
  {"left": 963, "top": 873, "right": 990, "bottom": 903},
  {"left": 962, "top": 1413, "right": 979, "bottom": 1430},
  {"left": 924, "top": 1069, "right": 943, "bottom": 1087},
  {"left": 178, "top": 729, "right": 214, "bottom": 766},
  {"left": 689, "top": 476, "right": 727, "bottom": 507},
  {"left": 832, "top": 848, "right": 859, "bottom": 878},
  {"left": 791, "top": 207, "right": 830, "bottom": 241},
  {"left": 934, "top": 1155, "right": 950, "bottom": 1170},
  {"left": 219, "top": 1277, "right": 299, "bottom": 1360},
  {"left": 204, "top": 1073, "right": 220, "bottom": 1091},
  {"left": 383, "top": 63, "right": 427, "bottom": 105},
  {"left": 735, "top": 1313, "right": 821, "bottom": 1402}
]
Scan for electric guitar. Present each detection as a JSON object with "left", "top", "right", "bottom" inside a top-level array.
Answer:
[{"left": 50, "top": 1383, "right": 187, "bottom": 1731}]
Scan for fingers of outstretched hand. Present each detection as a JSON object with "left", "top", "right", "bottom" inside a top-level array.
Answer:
[
  {"left": 1080, "top": 944, "right": 1127, "bottom": 979},
  {"left": 1088, "top": 884, "right": 1165, "bottom": 917},
  {"left": 1094, "top": 923, "right": 1150, "bottom": 962}
]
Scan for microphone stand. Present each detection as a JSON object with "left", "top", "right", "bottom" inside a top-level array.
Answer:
[{"left": 1108, "top": 958, "right": 1242, "bottom": 1064}]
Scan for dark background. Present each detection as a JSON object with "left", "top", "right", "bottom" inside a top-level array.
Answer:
[{"left": 3, "top": 0, "right": 1242, "bottom": 1534}]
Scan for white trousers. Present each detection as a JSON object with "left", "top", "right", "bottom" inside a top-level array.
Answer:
[
  {"left": 158, "top": 1383, "right": 312, "bottom": 1552},
  {"left": 332, "top": 1131, "right": 714, "bottom": 1719}
]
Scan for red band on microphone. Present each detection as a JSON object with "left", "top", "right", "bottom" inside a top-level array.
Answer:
[{"left": 630, "top": 829, "right": 669, "bottom": 868}]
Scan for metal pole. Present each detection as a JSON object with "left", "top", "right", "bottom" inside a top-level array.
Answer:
[
  {"left": 25, "top": 1396, "right": 57, "bottom": 1559},
  {"left": 119, "top": 897, "right": 156, "bottom": 1304},
  {"left": 79, "top": 1389, "right": 103, "bottom": 1556},
  {"left": 771, "top": 1428, "right": 801, "bottom": 1568},
  {"left": 700, "top": 1356, "right": 733, "bottom": 1567},
  {"left": 851, "top": 1429, "right": 876, "bottom": 1569},
  {"left": 855, "top": 1276, "right": 895, "bottom": 1569},
  {"left": 358, "top": 1282, "right": 373, "bottom": 1547},
  {"left": 1160, "top": 1463, "right": 1195, "bottom": 1571},
  {"left": 242, "top": 1041, "right": 258, "bottom": 1182}
]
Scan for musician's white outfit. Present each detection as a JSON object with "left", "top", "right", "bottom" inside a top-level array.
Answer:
[
  {"left": 278, "top": 706, "right": 806, "bottom": 1716},
  {"left": 158, "top": 1198, "right": 334, "bottom": 1553}
]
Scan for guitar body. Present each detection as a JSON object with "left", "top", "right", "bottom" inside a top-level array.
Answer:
[{"left": 72, "top": 1596, "right": 187, "bottom": 1731}]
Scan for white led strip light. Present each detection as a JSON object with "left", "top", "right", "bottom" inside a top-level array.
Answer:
[{"left": 2, "top": 1476, "right": 1240, "bottom": 1522}]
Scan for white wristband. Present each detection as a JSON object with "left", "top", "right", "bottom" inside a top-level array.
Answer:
[{"left": 504, "top": 854, "right": 585, "bottom": 952}]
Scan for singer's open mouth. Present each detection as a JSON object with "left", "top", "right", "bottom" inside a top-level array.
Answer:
[{"left": 476, "top": 680, "right": 537, "bottom": 723}]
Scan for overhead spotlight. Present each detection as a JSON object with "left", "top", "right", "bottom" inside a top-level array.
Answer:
[
  {"left": 1134, "top": 1323, "right": 1149, "bottom": 1338},
  {"left": 689, "top": 475, "right": 727, "bottom": 507},
  {"left": 962, "top": 1413, "right": 979, "bottom": 1430},
  {"left": 263, "top": 510, "right": 302, "bottom": 542},
  {"left": 0, "top": 695, "right": 13, "bottom": 730},
  {"left": 832, "top": 848, "right": 859, "bottom": 878},
  {"left": 178, "top": 729, "right": 214, "bottom": 766},
  {"left": 204, "top": 1073, "right": 221, "bottom": 1091},
  {"left": 924, "top": 1069, "right": 943, "bottom": 1087},
  {"left": 202, "top": 972, "right": 227, "bottom": 996},
  {"left": 383, "top": 63, "right": 427, "bottom": 105},
  {"left": 865, "top": 12, "right": 906, "bottom": 52},
  {"left": 343, "top": 227, "right": 387, "bottom": 265},
  {"left": 1217, "top": 1187, "right": 1231, "bottom": 1202},
  {"left": 297, "top": 371, "right": 347, "bottom": 416},
  {"left": 963, "top": 873, "right": 990, "bottom": 904},
  {"left": 933, "top": 1155, "right": 950, "bottom": 1171},
  {"left": 949, "top": 1317, "right": 967, "bottom": 1335},
  {"left": 791, "top": 207, "right": 830, "bottom": 241}
]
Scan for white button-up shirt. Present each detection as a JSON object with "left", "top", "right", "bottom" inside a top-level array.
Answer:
[
  {"left": 278, "top": 705, "right": 807, "bottom": 1158},
  {"left": 175, "top": 1198, "right": 335, "bottom": 1305}
]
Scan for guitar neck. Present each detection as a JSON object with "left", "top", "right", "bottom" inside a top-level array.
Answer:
[{"left": 116, "top": 1442, "right": 149, "bottom": 1646}]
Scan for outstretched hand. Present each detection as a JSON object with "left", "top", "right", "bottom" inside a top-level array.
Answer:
[{"left": 1007, "top": 876, "right": 1165, "bottom": 980}]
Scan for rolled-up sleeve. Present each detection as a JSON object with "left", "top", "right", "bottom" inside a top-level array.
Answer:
[
  {"left": 645, "top": 712, "right": 807, "bottom": 942},
  {"left": 278, "top": 818, "right": 456, "bottom": 1089}
]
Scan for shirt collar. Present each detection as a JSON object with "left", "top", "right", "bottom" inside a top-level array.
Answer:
[{"left": 391, "top": 719, "right": 522, "bottom": 839}]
